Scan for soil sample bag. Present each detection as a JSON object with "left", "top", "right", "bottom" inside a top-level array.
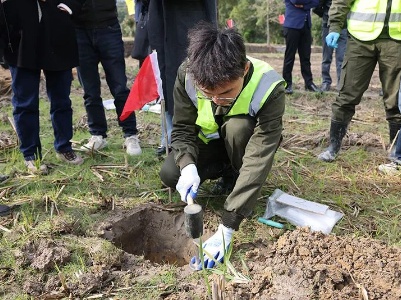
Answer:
[{"left": 264, "top": 189, "right": 343, "bottom": 234}]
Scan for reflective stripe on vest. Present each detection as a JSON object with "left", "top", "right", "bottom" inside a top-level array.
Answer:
[
  {"left": 347, "top": 0, "right": 401, "bottom": 41},
  {"left": 185, "top": 56, "right": 284, "bottom": 143}
]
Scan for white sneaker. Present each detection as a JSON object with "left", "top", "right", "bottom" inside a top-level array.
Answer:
[
  {"left": 317, "top": 150, "right": 336, "bottom": 162},
  {"left": 80, "top": 135, "right": 107, "bottom": 152},
  {"left": 25, "top": 160, "right": 48, "bottom": 175},
  {"left": 378, "top": 162, "right": 400, "bottom": 175},
  {"left": 124, "top": 135, "right": 142, "bottom": 156}
]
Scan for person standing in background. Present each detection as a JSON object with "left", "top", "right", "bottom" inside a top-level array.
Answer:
[
  {"left": 318, "top": 0, "right": 401, "bottom": 162},
  {"left": 282, "top": 0, "right": 322, "bottom": 95},
  {"left": 315, "top": 0, "right": 347, "bottom": 92},
  {"left": 378, "top": 79, "right": 401, "bottom": 174},
  {"left": 128, "top": 0, "right": 150, "bottom": 68},
  {"left": 0, "top": 0, "right": 84, "bottom": 174},
  {"left": 74, "top": 0, "right": 142, "bottom": 156},
  {"left": 147, "top": 0, "right": 217, "bottom": 156}
]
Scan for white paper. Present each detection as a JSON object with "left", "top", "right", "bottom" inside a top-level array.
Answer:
[
  {"left": 103, "top": 99, "right": 115, "bottom": 110},
  {"left": 276, "top": 193, "right": 328, "bottom": 215}
]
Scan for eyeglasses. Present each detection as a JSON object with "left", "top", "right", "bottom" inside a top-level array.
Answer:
[{"left": 197, "top": 89, "right": 238, "bottom": 106}]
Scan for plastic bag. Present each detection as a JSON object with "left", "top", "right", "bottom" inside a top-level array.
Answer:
[{"left": 263, "top": 189, "right": 343, "bottom": 234}]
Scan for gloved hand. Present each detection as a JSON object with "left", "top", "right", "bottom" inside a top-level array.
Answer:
[
  {"left": 325, "top": 32, "right": 340, "bottom": 49},
  {"left": 176, "top": 164, "right": 200, "bottom": 202},
  {"left": 190, "top": 224, "right": 234, "bottom": 270}
]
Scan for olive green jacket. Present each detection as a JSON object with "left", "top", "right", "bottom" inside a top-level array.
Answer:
[
  {"left": 328, "top": 0, "right": 353, "bottom": 33},
  {"left": 171, "top": 60, "right": 285, "bottom": 218}
]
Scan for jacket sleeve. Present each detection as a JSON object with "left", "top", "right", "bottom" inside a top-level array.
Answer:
[
  {"left": 290, "top": 0, "right": 319, "bottom": 9},
  {"left": 328, "top": 0, "right": 353, "bottom": 33},
  {"left": 303, "top": 0, "right": 319, "bottom": 10},
  {"left": 57, "top": 0, "right": 84, "bottom": 15},
  {"left": 224, "top": 84, "right": 285, "bottom": 219},
  {"left": 171, "top": 62, "right": 200, "bottom": 170}
]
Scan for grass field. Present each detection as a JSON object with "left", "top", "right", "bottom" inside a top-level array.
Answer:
[{"left": 0, "top": 55, "right": 400, "bottom": 299}]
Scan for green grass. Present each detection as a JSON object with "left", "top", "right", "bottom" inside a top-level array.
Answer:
[{"left": 0, "top": 67, "right": 401, "bottom": 298}]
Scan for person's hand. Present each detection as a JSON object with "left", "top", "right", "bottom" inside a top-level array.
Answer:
[
  {"left": 176, "top": 164, "right": 200, "bottom": 202},
  {"left": 190, "top": 224, "right": 234, "bottom": 270},
  {"left": 326, "top": 32, "right": 340, "bottom": 48}
]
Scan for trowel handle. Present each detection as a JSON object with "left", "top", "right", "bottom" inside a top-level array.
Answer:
[{"left": 186, "top": 187, "right": 197, "bottom": 205}]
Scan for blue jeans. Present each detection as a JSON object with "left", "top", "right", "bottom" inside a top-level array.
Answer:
[
  {"left": 76, "top": 22, "right": 137, "bottom": 138},
  {"left": 9, "top": 66, "right": 74, "bottom": 161},
  {"left": 321, "top": 27, "right": 347, "bottom": 89}
]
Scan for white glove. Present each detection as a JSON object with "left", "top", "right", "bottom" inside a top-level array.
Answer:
[
  {"left": 176, "top": 164, "right": 200, "bottom": 202},
  {"left": 190, "top": 224, "right": 234, "bottom": 270}
]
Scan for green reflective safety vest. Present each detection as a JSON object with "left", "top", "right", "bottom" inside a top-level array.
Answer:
[
  {"left": 184, "top": 57, "right": 285, "bottom": 144},
  {"left": 347, "top": 0, "right": 401, "bottom": 41}
]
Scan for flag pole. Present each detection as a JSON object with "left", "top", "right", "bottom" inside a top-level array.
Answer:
[
  {"left": 150, "top": 50, "right": 172, "bottom": 203},
  {"left": 161, "top": 98, "right": 172, "bottom": 203}
]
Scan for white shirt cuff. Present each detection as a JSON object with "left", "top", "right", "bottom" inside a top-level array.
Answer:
[{"left": 57, "top": 3, "right": 72, "bottom": 15}]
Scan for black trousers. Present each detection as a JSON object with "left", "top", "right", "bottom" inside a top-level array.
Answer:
[
  {"left": 159, "top": 115, "right": 255, "bottom": 189},
  {"left": 282, "top": 24, "right": 314, "bottom": 87}
]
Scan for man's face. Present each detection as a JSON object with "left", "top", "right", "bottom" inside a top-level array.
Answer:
[{"left": 197, "top": 62, "right": 250, "bottom": 107}]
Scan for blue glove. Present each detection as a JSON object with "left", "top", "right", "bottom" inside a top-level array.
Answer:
[
  {"left": 326, "top": 32, "right": 340, "bottom": 49},
  {"left": 190, "top": 224, "right": 234, "bottom": 270}
]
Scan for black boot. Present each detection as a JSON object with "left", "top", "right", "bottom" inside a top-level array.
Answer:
[
  {"left": 211, "top": 165, "right": 239, "bottom": 195},
  {"left": 317, "top": 120, "right": 348, "bottom": 162},
  {"left": 388, "top": 122, "right": 401, "bottom": 144},
  {"left": 0, "top": 174, "right": 8, "bottom": 183},
  {"left": 0, "top": 204, "right": 11, "bottom": 217},
  {"left": 388, "top": 122, "right": 401, "bottom": 158}
]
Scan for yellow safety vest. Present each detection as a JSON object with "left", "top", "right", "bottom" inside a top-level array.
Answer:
[
  {"left": 347, "top": 0, "right": 401, "bottom": 41},
  {"left": 184, "top": 57, "right": 285, "bottom": 144}
]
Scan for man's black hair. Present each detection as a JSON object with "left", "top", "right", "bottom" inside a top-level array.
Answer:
[{"left": 187, "top": 21, "right": 247, "bottom": 89}]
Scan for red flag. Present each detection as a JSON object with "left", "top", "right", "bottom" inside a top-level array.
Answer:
[
  {"left": 226, "top": 19, "right": 235, "bottom": 28},
  {"left": 279, "top": 14, "right": 285, "bottom": 25},
  {"left": 120, "top": 51, "right": 162, "bottom": 121}
]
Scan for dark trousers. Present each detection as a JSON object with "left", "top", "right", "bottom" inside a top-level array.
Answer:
[
  {"left": 282, "top": 24, "right": 313, "bottom": 87},
  {"left": 9, "top": 66, "right": 74, "bottom": 161},
  {"left": 159, "top": 115, "right": 254, "bottom": 189},
  {"left": 76, "top": 22, "right": 137, "bottom": 138},
  {"left": 322, "top": 27, "right": 347, "bottom": 88}
]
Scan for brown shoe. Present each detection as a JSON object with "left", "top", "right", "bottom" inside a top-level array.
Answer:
[{"left": 57, "top": 150, "right": 84, "bottom": 165}]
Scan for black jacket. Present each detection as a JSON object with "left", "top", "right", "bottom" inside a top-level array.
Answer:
[
  {"left": 1, "top": 0, "right": 83, "bottom": 71},
  {"left": 0, "top": 2, "right": 7, "bottom": 63},
  {"left": 147, "top": 0, "right": 217, "bottom": 114},
  {"left": 74, "top": 0, "right": 118, "bottom": 28}
]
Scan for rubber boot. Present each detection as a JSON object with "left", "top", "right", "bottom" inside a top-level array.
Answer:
[
  {"left": 388, "top": 122, "right": 401, "bottom": 159},
  {"left": 317, "top": 120, "right": 348, "bottom": 162}
]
